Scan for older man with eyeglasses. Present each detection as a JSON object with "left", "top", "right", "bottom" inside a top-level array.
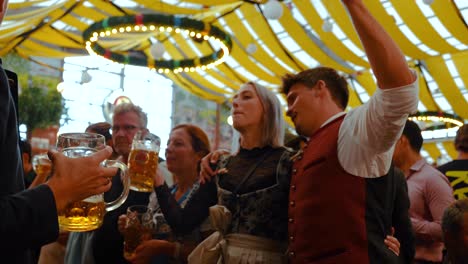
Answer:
[
  {"left": 94, "top": 103, "right": 158, "bottom": 264},
  {"left": 111, "top": 103, "right": 148, "bottom": 164},
  {"left": 65, "top": 103, "right": 157, "bottom": 264}
]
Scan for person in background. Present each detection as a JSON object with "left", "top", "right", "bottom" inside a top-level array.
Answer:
[
  {"left": 86, "top": 122, "right": 118, "bottom": 160},
  {"left": 441, "top": 198, "right": 468, "bottom": 264},
  {"left": 0, "top": 1, "right": 117, "bottom": 263},
  {"left": 119, "top": 124, "right": 217, "bottom": 263},
  {"left": 393, "top": 120, "right": 455, "bottom": 263},
  {"left": 19, "top": 140, "right": 37, "bottom": 188},
  {"left": 92, "top": 103, "right": 162, "bottom": 264},
  {"left": 438, "top": 124, "right": 468, "bottom": 200}
]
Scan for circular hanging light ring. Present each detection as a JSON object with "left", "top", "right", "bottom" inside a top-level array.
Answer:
[
  {"left": 408, "top": 111, "right": 464, "bottom": 131},
  {"left": 83, "top": 14, "right": 233, "bottom": 73}
]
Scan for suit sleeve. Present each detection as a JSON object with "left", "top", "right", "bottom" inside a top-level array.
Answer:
[
  {"left": 392, "top": 169, "right": 415, "bottom": 263},
  {"left": 0, "top": 184, "right": 59, "bottom": 250}
]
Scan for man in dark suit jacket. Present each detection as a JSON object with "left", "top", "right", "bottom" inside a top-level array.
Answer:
[{"left": 0, "top": 2, "right": 118, "bottom": 263}]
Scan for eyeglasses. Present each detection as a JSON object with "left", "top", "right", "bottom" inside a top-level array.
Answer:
[{"left": 111, "top": 125, "right": 140, "bottom": 133}]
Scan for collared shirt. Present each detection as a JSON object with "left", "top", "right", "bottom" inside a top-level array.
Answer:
[
  {"left": 407, "top": 159, "right": 455, "bottom": 262},
  {"left": 317, "top": 70, "right": 419, "bottom": 178}
]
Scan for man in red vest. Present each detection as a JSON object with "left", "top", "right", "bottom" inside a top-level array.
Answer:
[{"left": 281, "top": 0, "right": 419, "bottom": 263}]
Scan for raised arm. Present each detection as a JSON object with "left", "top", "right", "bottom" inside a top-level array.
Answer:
[{"left": 342, "top": 0, "right": 415, "bottom": 88}]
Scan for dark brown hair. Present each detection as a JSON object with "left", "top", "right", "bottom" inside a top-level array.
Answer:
[
  {"left": 281, "top": 67, "right": 349, "bottom": 109},
  {"left": 455, "top": 124, "right": 467, "bottom": 152},
  {"left": 172, "top": 124, "right": 211, "bottom": 157},
  {"left": 402, "top": 120, "right": 423, "bottom": 153},
  {"left": 86, "top": 122, "right": 112, "bottom": 142}
]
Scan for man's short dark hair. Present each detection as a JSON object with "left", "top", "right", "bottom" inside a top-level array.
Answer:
[
  {"left": 281, "top": 67, "right": 349, "bottom": 110},
  {"left": 402, "top": 120, "right": 423, "bottom": 153},
  {"left": 86, "top": 122, "right": 112, "bottom": 142},
  {"left": 454, "top": 124, "right": 467, "bottom": 153}
]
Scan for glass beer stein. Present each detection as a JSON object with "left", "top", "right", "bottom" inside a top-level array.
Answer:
[
  {"left": 56, "top": 133, "right": 130, "bottom": 232},
  {"left": 32, "top": 153, "right": 52, "bottom": 178},
  {"left": 123, "top": 205, "right": 154, "bottom": 260},
  {"left": 128, "top": 131, "right": 160, "bottom": 192}
]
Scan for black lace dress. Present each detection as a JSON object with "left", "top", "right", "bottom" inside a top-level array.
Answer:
[{"left": 216, "top": 146, "right": 293, "bottom": 243}]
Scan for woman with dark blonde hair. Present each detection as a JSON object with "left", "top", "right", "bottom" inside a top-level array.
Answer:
[{"left": 191, "top": 82, "right": 293, "bottom": 263}]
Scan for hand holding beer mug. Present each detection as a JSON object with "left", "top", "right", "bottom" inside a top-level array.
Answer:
[
  {"left": 32, "top": 153, "right": 52, "bottom": 178},
  {"left": 56, "top": 133, "right": 130, "bottom": 232},
  {"left": 123, "top": 205, "right": 154, "bottom": 260},
  {"left": 128, "top": 131, "right": 160, "bottom": 192}
]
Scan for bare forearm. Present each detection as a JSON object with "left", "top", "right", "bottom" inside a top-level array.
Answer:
[{"left": 343, "top": 0, "right": 414, "bottom": 88}]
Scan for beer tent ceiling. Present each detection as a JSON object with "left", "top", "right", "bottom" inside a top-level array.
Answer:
[{"left": 1, "top": 0, "right": 467, "bottom": 161}]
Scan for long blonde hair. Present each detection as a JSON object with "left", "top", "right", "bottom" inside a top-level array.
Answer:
[{"left": 232, "top": 82, "right": 284, "bottom": 151}]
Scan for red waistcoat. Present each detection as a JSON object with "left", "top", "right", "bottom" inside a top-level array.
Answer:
[{"left": 288, "top": 116, "right": 369, "bottom": 264}]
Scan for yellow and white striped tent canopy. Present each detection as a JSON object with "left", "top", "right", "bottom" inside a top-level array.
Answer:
[{"left": 1, "top": 0, "right": 467, "bottom": 162}]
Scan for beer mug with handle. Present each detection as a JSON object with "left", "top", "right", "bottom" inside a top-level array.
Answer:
[
  {"left": 56, "top": 132, "right": 130, "bottom": 232},
  {"left": 32, "top": 153, "right": 52, "bottom": 178},
  {"left": 128, "top": 131, "right": 160, "bottom": 192}
]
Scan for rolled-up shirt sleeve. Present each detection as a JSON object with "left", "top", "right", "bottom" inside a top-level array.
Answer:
[{"left": 339, "top": 70, "right": 419, "bottom": 177}]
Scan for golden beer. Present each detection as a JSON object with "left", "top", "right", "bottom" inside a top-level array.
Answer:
[
  {"left": 32, "top": 153, "right": 52, "bottom": 177},
  {"left": 55, "top": 133, "right": 130, "bottom": 232},
  {"left": 58, "top": 196, "right": 106, "bottom": 232},
  {"left": 128, "top": 149, "right": 158, "bottom": 192},
  {"left": 123, "top": 205, "right": 154, "bottom": 260},
  {"left": 35, "top": 163, "right": 52, "bottom": 177},
  {"left": 123, "top": 224, "right": 153, "bottom": 260}
]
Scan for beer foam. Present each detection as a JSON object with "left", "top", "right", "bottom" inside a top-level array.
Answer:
[
  {"left": 83, "top": 195, "right": 103, "bottom": 203},
  {"left": 63, "top": 147, "right": 98, "bottom": 158}
]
